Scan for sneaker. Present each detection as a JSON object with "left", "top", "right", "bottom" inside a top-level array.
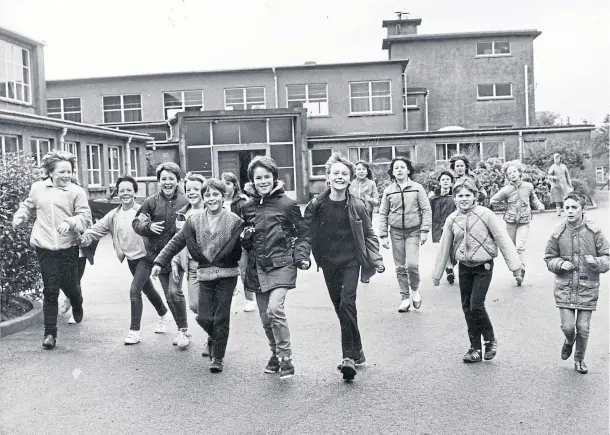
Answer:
[
  {"left": 154, "top": 313, "right": 171, "bottom": 334},
  {"left": 561, "top": 339, "right": 574, "bottom": 360},
  {"left": 279, "top": 357, "right": 295, "bottom": 379},
  {"left": 484, "top": 340, "right": 497, "bottom": 360},
  {"left": 412, "top": 291, "right": 422, "bottom": 309},
  {"left": 446, "top": 268, "right": 455, "bottom": 285},
  {"left": 515, "top": 274, "right": 523, "bottom": 286},
  {"left": 42, "top": 335, "right": 56, "bottom": 349},
  {"left": 124, "top": 330, "right": 141, "bottom": 345},
  {"left": 398, "top": 299, "right": 411, "bottom": 313},
  {"left": 67, "top": 315, "right": 77, "bottom": 324},
  {"left": 209, "top": 358, "right": 224, "bottom": 373},
  {"left": 340, "top": 358, "right": 357, "bottom": 381},
  {"left": 243, "top": 300, "right": 257, "bottom": 312},
  {"left": 574, "top": 361, "right": 588, "bottom": 374},
  {"left": 59, "top": 298, "right": 71, "bottom": 315},
  {"left": 337, "top": 350, "right": 366, "bottom": 370},
  {"left": 462, "top": 348, "right": 482, "bottom": 363},
  {"left": 202, "top": 340, "right": 211, "bottom": 358},
  {"left": 71, "top": 307, "right": 83, "bottom": 324},
  {"left": 176, "top": 328, "right": 190, "bottom": 350},
  {"left": 264, "top": 354, "right": 280, "bottom": 374},
  {"left": 360, "top": 278, "right": 370, "bottom": 284}
]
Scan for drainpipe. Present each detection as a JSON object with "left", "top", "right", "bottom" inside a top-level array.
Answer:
[
  {"left": 272, "top": 67, "right": 279, "bottom": 109},
  {"left": 126, "top": 137, "right": 132, "bottom": 175},
  {"left": 524, "top": 65, "right": 530, "bottom": 126},
  {"left": 59, "top": 127, "right": 68, "bottom": 149},
  {"left": 403, "top": 65, "right": 408, "bottom": 131},
  {"left": 424, "top": 90, "right": 429, "bottom": 132},
  {"left": 518, "top": 130, "right": 523, "bottom": 161}
]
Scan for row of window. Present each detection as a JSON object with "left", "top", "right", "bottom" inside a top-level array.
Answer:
[
  {"left": 0, "top": 134, "right": 138, "bottom": 186},
  {"left": 47, "top": 80, "right": 514, "bottom": 124}
]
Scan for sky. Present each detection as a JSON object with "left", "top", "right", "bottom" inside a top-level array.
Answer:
[{"left": 1, "top": 0, "right": 609, "bottom": 125}]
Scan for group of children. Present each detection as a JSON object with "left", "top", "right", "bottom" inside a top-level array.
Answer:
[{"left": 11, "top": 150, "right": 608, "bottom": 380}]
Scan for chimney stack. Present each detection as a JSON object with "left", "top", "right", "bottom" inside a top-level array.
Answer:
[{"left": 382, "top": 13, "right": 422, "bottom": 37}]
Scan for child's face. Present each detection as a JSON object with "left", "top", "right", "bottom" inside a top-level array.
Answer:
[
  {"left": 203, "top": 187, "right": 223, "bottom": 212},
  {"left": 185, "top": 180, "right": 203, "bottom": 205},
  {"left": 453, "top": 160, "right": 466, "bottom": 176},
  {"left": 328, "top": 162, "right": 351, "bottom": 193},
  {"left": 506, "top": 166, "right": 521, "bottom": 182},
  {"left": 564, "top": 198, "right": 585, "bottom": 225},
  {"left": 392, "top": 160, "right": 409, "bottom": 181},
  {"left": 454, "top": 187, "right": 476, "bottom": 212},
  {"left": 439, "top": 174, "right": 452, "bottom": 189},
  {"left": 355, "top": 164, "right": 368, "bottom": 180},
  {"left": 253, "top": 167, "right": 274, "bottom": 196},
  {"left": 158, "top": 170, "right": 178, "bottom": 197},
  {"left": 50, "top": 161, "right": 73, "bottom": 188},
  {"left": 118, "top": 181, "right": 136, "bottom": 205},
  {"left": 223, "top": 179, "right": 235, "bottom": 199}
]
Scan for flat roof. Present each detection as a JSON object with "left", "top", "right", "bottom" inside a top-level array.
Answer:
[
  {"left": 0, "top": 26, "right": 44, "bottom": 48},
  {"left": 383, "top": 29, "right": 542, "bottom": 49},
  {"left": 47, "top": 59, "right": 409, "bottom": 85}
]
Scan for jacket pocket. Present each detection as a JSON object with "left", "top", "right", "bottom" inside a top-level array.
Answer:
[{"left": 271, "top": 255, "right": 295, "bottom": 268}]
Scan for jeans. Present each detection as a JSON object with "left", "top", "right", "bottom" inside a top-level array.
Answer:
[
  {"left": 559, "top": 308, "right": 593, "bottom": 362},
  {"left": 389, "top": 227, "right": 421, "bottom": 299},
  {"left": 127, "top": 257, "right": 168, "bottom": 331},
  {"left": 256, "top": 287, "right": 291, "bottom": 358},
  {"left": 152, "top": 259, "right": 187, "bottom": 330},
  {"left": 505, "top": 222, "right": 529, "bottom": 275},
  {"left": 322, "top": 266, "right": 362, "bottom": 360},
  {"left": 196, "top": 277, "right": 237, "bottom": 360},
  {"left": 36, "top": 246, "right": 82, "bottom": 338},
  {"left": 175, "top": 258, "right": 200, "bottom": 314},
  {"left": 239, "top": 248, "right": 254, "bottom": 301},
  {"left": 459, "top": 261, "right": 495, "bottom": 351}
]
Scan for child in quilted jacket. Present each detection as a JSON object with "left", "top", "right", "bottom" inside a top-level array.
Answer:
[{"left": 544, "top": 192, "right": 609, "bottom": 374}]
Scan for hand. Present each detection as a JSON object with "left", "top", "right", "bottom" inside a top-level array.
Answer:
[
  {"left": 432, "top": 279, "right": 440, "bottom": 287},
  {"left": 151, "top": 265, "right": 162, "bottom": 278},
  {"left": 171, "top": 262, "right": 181, "bottom": 282},
  {"left": 560, "top": 261, "right": 575, "bottom": 271},
  {"left": 56, "top": 221, "right": 71, "bottom": 234},
  {"left": 375, "top": 265, "right": 385, "bottom": 273},
  {"left": 241, "top": 227, "right": 255, "bottom": 240},
  {"left": 75, "top": 233, "right": 88, "bottom": 246},
  {"left": 584, "top": 255, "right": 596, "bottom": 266},
  {"left": 381, "top": 238, "right": 390, "bottom": 249},
  {"left": 297, "top": 260, "right": 311, "bottom": 270},
  {"left": 12, "top": 216, "right": 24, "bottom": 229},
  {"left": 149, "top": 221, "right": 165, "bottom": 235},
  {"left": 420, "top": 232, "right": 429, "bottom": 245},
  {"left": 538, "top": 204, "right": 546, "bottom": 211}
]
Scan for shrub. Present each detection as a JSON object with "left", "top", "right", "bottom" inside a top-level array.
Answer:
[
  {"left": 0, "top": 152, "right": 43, "bottom": 307},
  {"left": 523, "top": 140, "right": 589, "bottom": 171}
]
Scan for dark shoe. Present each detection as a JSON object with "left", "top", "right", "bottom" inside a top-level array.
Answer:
[
  {"left": 360, "top": 278, "right": 370, "bottom": 284},
  {"left": 42, "top": 335, "right": 56, "bottom": 349},
  {"left": 446, "top": 268, "right": 455, "bottom": 284},
  {"left": 561, "top": 340, "right": 574, "bottom": 360},
  {"left": 72, "top": 307, "right": 83, "bottom": 324},
  {"left": 515, "top": 274, "right": 523, "bottom": 286},
  {"left": 462, "top": 348, "right": 482, "bottom": 363},
  {"left": 201, "top": 342, "right": 210, "bottom": 358},
  {"left": 574, "top": 361, "right": 588, "bottom": 374},
  {"left": 209, "top": 358, "right": 224, "bottom": 373},
  {"left": 279, "top": 357, "right": 295, "bottom": 379},
  {"left": 340, "top": 358, "right": 357, "bottom": 381},
  {"left": 264, "top": 354, "right": 280, "bottom": 374},
  {"left": 338, "top": 350, "right": 366, "bottom": 370},
  {"left": 484, "top": 340, "right": 497, "bottom": 360}
]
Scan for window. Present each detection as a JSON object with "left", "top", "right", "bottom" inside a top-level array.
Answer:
[
  {"left": 310, "top": 149, "right": 332, "bottom": 177},
  {"left": 103, "top": 94, "right": 142, "bottom": 123},
  {"left": 147, "top": 131, "right": 168, "bottom": 143},
  {"left": 481, "top": 141, "right": 505, "bottom": 161},
  {"left": 186, "top": 146, "right": 213, "bottom": 178},
  {"left": 596, "top": 166, "right": 608, "bottom": 184},
  {"left": 163, "top": 90, "right": 203, "bottom": 119},
  {"left": 405, "top": 95, "right": 418, "bottom": 108},
  {"left": 87, "top": 144, "right": 101, "bottom": 186},
  {"left": 108, "top": 146, "right": 122, "bottom": 184},
  {"left": 286, "top": 84, "right": 329, "bottom": 117},
  {"left": 31, "top": 138, "right": 52, "bottom": 166},
  {"left": 348, "top": 145, "right": 415, "bottom": 169},
  {"left": 129, "top": 148, "right": 139, "bottom": 177},
  {"left": 60, "top": 141, "right": 78, "bottom": 170},
  {"left": 0, "top": 40, "right": 31, "bottom": 104},
  {"left": 350, "top": 81, "right": 391, "bottom": 114},
  {"left": 523, "top": 139, "right": 547, "bottom": 157},
  {"left": 1, "top": 135, "right": 20, "bottom": 162},
  {"left": 47, "top": 98, "right": 82, "bottom": 122},
  {"left": 435, "top": 142, "right": 487, "bottom": 164},
  {"left": 476, "top": 41, "right": 511, "bottom": 56},
  {"left": 477, "top": 83, "right": 512, "bottom": 100},
  {"left": 224, "top": 87, "right": 266, "bottom": 110},
  {"left": 435, "top": 143, "right": 458, "bottom": 163}
]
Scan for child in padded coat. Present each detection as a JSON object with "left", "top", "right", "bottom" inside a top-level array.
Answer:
[
  {"left": 301, "top": 153, "right": 385, "bottom": 382},
  {"left": 429, "top": 170, "right": 457, "bottom": 284},
  {"left": 240, "top": 156, "right": 310, "bottom": 380},
  {"left": 490, "top": 161, "right": 545, "bottom": 286},
  {"left": 152, "top": 178, "right": 244, "bottom": 373},
  {"left": 432, "top": 177, "right": 522, "bottom": 364},
  {"left": 544, "top": 192, "right": 609, "bottom": 375}
]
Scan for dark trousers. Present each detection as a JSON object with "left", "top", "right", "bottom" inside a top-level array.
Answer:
[
  {"left": 458, "top": 261, "right": 496, "bottom": 351},
  {"left": 77, "top": 257, "right": 87, "bottom": 283},
  {"left": 322, "top": 265, "right": 362, "bottom": 360},
  {"left": 196, "top": 276, "right": 237, "bottom": 360},
  {"left": 36, "top": 246, "right": 82, "bottom": 338},
  {"left": 127, "top": 258, "right": 168, "bottom": 331}
]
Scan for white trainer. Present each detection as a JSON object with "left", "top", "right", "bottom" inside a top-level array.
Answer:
[
  {"left": 176, "top": 328, "right": 190, "bottom": 349},
  {"left": 244, "top": 300, "right": 257, "bottom": 312},
  {"left": 398, "top": 299, "right": 411, "bottom": 313},
  {"left": 59, "top": 297, "right": 72, "bottom": 315},
  {"left": 68, "top": 315, "right": 77, "bottom": 324},
  {"left": 412, "top": 290, "right": 422, "bottom": 309},
  {"left": 124, "top": 330, "right": 141, "bottom": 345},
  {"left": 154, "top": 313, "right": 171, "bottom": 334}
]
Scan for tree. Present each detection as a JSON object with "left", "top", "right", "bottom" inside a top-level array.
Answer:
[
  {"left": 535, "top": 111, "right": 562, "bottom": 126},
  {"left": 592, "top": 114, "right": 609, "bottom": 159}
]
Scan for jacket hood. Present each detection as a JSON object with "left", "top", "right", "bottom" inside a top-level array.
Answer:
[
  {"left": 433, "top": 186, "right": 453, "bottom": 197},
  {"left": 231, "top": 193, "right": 249, "bottom": 204},
  {"left": 244, "top": 180, "right": 285, "bottom": 199}
]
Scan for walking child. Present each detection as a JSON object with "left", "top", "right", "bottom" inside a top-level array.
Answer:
[
  {"left": 490, "top": 161, "right": 545, "bottom": 286},
  {"left": 547, "top": 153, "right": 573, "bottom": 216},
  {"left": 301, "top": 153, "right": 384, "bottom": 381},
  {"left": 153, "top": 178, "right": 244, "bottom": 373},
  {"left": 12, "top": 151, "right": 92, "bottom": 349},
  {"left": 450, "top": 154, "right": 487, "bottom": 205},
  {"left": 348, "top": 160, "right": 379, "bottom": 217},
  {"left": 544, "top": 192, "right": 609, "bottom": 374},
  {"left": 240, "top": 156, "right": 310, "bottom": 379},
  {"left": 379, "top": 156, "right": 432, "bottom": 312},
  {"left": 432, "top": 177, "right": 522, "bottom": 363},
  {"left": 429, "top": 170, "right": 457, "bottom": 284}
]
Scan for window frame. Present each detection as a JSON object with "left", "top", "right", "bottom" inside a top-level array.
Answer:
[
  {"left": 347, "top": 145, "right": 416, "bottom": 168},
  {"left": 405, "top": 95, "right": 418, "bottom": 109},
  {"left": 31, "top": 138, "right": 52, "bottom": 166},
  {"left": 476, "top": 40, "right": 511, "bottom": 57},
  {"left": 309, "top": 148, "right": 333, "bottom": 178},
  {"left": 476, "top": 83, "right": 513, "bottom": 100},
  {"left": 223, "top": 87, "right": 266, "bottom": 111},
  {"left": 86, "top": 144, "right": 102, "bottom": 187},
  {"left": 107, "top": 145, "right": 122, "bottom": 185},
  {"left": 102, "top": 94, "right": 143, "bottom": 123},
  {"left": 286, "top": 83, "right": 329, "bottom": 117},
  {"left": 47, "top": 97, "right": 82, "bottom": 122},
  {"left": 0, "top": 135, "right": 21, "bottom": 164},
  {"left": 129, "top": 148, "right": 139, "bottom": 177},
  {"left": 434, "top": 141, "right": 506, "bottom": 164},
  {"left": 162, "top": 89, "right": 204, "bottom": 119},
  {"left": 349, "top": 80, "right": 392, "bottom": 115},
  {"left": 0, "top": 40, "right": 32, "bottom": 105}
]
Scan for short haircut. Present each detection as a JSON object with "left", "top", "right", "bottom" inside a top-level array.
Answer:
[
  {"left": 564, "top": 191, "right": 587, "bottom": 208},
  {"left": 247, "top": 155, "right": 278, "bottom": 182},
  {"left": 221, "top": 172, "right": 242, "bottom": 197},
  {"left": 453, "top": 177, "right": 479, "bottom": 196},
  {"left": 155, "top": 162, "right": 182, "bottom": 181},
  {"left": 449, "top": 154, "right": 470, "bottom": 171},
  {"left": 202, "top": 177, "right": 227, "bottom": 196},
  {"left": 115, "top": 175, "right": 138, "bottom": 193},
  {"left": 387, "top": 156, "right": 415, "bottom": 181},
  {"left": 354, "top": 160, "right": 374, "bottom": 180},
  {"left": 437, "top": 170, "right": 455, "bottom": 183},
  {"left": 554, "top": 153, "right": 562, "bottom": 162},
  {"left": 41, "top": 150, "right": 76, "bottom": 176},
  {"left": 184, "top": 172, "right": 206, "bottom": 187},
  {"left": 501, "top": 160, "right": 523, "bottom": 176},
  {"left": 325, "top": 152, "right": 356, "bottom": 180}
]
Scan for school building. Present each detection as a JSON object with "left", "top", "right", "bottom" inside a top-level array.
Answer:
[{"left": 40, "top": 15, "right": 598, "bottom": 201}]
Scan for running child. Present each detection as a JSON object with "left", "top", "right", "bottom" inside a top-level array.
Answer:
[{"left": 429, "top": 170, "right": 457, "bottom": 284}]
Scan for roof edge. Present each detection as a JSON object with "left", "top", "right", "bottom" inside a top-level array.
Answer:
[
  {"left": 0, "top": 26, "right": 45, "bottom": 47},
  {"left": 383, "top": 29, "right": 542, "bottom": 49}
]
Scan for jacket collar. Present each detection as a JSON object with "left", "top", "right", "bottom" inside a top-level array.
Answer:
[
  {"left": 114, "top": 202, "right": 141, "bottom": 212},
  {"left": 244, "top": 180, "right": 285, "bottom": 200},
  {"left": 316, "top": 188, "right": 353, "bottom": 207},
  {"left": 510, "top": 179, "right": 523, "bottom": 188},
  {"left": 43, "top": 177, "right": 70, "bottom": 191}
]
